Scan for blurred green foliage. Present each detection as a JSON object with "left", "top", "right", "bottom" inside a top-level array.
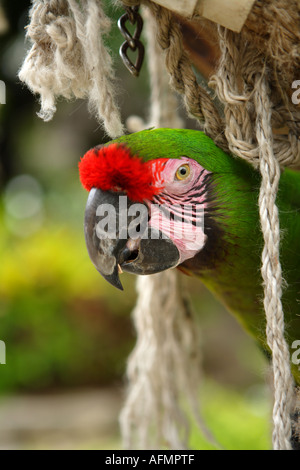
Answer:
[
  {"left": 190, "top": 380, "right": 272, "bottom": 450},
  {"left": 0, "top": 204, "right": 137, "bottom": 392}
]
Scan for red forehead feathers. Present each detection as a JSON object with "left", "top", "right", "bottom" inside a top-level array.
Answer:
[{"left": 79, "top": 143, "right": 162, "bottom": 202}]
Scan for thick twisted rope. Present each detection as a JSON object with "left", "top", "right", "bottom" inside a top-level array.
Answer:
[{"left": 209, "top": 28, "right": 300, "bottom": 169}]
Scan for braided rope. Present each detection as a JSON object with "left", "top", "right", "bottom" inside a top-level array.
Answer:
[{"left": 255, "top": 74, "right": 294, "bottom": 449}]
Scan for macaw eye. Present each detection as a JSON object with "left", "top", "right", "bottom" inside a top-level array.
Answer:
[{"left": 175, "top": 164, "right": 190, "bottom": 181}]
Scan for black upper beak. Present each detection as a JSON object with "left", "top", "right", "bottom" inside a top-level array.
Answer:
[{"left": 84, "top": 188, "right": 180, "bottom": 290}]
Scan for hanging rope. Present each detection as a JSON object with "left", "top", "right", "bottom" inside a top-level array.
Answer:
[
  {"left": 19, "top": 0, "right": 124, "bottom": 137},
  {"left": 120, "top": 272, "right": 203, "bottom": 449},
  {"left": 255, "top": 74, "right": 294, "bottom": 450}
]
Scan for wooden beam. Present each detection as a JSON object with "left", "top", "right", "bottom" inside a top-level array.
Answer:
[
  {"left": 152, "top": 0, "right": 198, "bottom": 17},
  {"left": 152, "top": 0, "right": 256, "bottom": 32}
]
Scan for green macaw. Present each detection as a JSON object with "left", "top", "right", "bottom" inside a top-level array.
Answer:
[{"left": 79, "top": 128, "right": 300, "bottom": 444}]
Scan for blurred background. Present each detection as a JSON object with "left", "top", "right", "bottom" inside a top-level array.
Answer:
[{"left": 0, "top": 0, "right": 271, "bottom": 450}]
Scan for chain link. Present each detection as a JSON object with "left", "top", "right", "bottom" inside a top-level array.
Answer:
[{"left": 118, "top": 5, "right": 145, "bottom": 77}]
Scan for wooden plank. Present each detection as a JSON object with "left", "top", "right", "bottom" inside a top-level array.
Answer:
[
  {"left": 152, "top": 0, "right": 198, "bottom": 17},
  {"left": 152, "top": 0, "right": 256, "bottom": 33},
  {"left": 197, "top": 0, "right": 256, "bottom": 32}
]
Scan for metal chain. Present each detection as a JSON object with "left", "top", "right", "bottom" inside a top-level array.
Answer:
[{"left": 118, "top": 5, "right": 145, "bottom": 77}]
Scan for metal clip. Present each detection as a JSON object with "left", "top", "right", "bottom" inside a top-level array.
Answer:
[{"left": 118, "top": 6, "right": 144, "bottom": 77}]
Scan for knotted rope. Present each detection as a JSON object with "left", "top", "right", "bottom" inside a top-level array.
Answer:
[{"left": 19, "top": 0, "right": 124, "bottom": 137}]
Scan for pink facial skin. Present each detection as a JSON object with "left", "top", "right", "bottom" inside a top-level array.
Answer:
[{"left": 145, "top": 157, "right": 209, "bottom": 265}]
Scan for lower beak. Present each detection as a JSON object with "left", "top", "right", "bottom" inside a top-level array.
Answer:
[{"left": 84, "top": 188, "right": 180, "bottom": 290}]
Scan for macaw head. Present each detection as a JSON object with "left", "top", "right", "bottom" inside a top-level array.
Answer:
[{"left": 79, "top": 128, "right": 233, "bottom": 289}]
